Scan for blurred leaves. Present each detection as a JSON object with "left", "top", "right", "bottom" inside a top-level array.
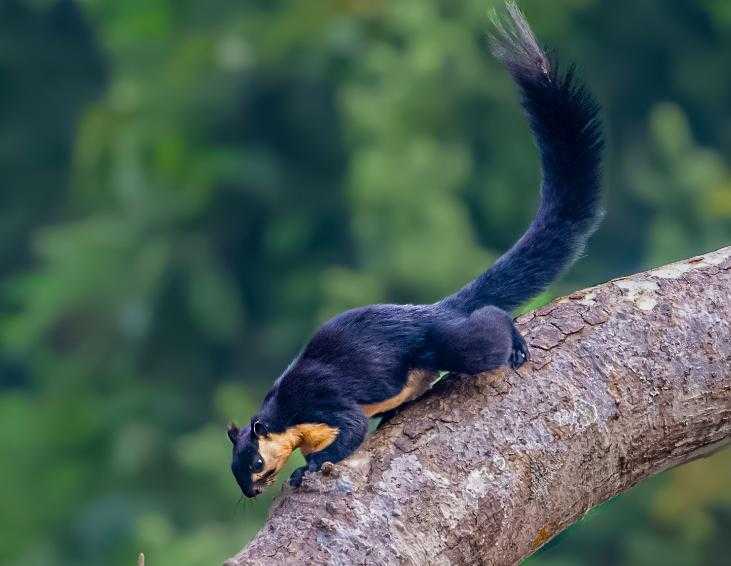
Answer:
[{"left": 0, "top": 1, "right": 729, "bottom": 565}]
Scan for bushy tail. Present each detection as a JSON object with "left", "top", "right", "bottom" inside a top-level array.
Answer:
[{"left": 443, "top": 2, "right": 603, "bottom": 314}]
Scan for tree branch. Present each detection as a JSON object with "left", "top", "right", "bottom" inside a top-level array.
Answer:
[{"left": 225, "top": 248, "right": 731, "bottom": 566}]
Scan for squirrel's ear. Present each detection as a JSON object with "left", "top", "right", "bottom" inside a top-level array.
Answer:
[
  {"left": 252, "top": 420, "right": 269, "bottom": 438},
  {"left": 227, "top": 422, "right": 239, "bottom": 444}
]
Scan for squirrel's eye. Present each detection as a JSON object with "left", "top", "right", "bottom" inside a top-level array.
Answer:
[{"left": 250, "top": 456, "right": 264, "bottom": 473}]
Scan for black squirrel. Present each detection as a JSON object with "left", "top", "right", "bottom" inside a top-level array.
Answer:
[{"left": 228, "top": 2, "right": 603, "bottom": 498}]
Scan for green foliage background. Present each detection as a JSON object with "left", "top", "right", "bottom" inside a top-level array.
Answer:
[{"left": 0, "top": 1, "right": 729, "bottom": 564}]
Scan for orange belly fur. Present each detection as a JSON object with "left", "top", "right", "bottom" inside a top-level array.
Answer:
[{"left": 360, "top": 369, "right": 436, "bottom": 418}]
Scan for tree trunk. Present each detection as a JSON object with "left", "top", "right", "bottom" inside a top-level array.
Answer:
[{"left": 225, "top": 248, "right": 731, "bottom": 566}]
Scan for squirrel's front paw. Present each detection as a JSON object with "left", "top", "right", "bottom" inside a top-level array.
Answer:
[{"left": 289, "top": 466, "right": 307, "bottom": 488}]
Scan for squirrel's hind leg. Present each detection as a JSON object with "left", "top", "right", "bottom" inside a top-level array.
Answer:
[{"left": 428, "top": 306, "right": 528, "bottom": 374}]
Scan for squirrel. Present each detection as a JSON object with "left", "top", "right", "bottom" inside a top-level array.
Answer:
[{"left": 227, "top": 2, "right": 603, "bottom": 498}]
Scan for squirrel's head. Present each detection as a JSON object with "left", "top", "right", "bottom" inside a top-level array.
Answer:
[{"left": 227, "top": 418, "right": 292, "bottom": 498}]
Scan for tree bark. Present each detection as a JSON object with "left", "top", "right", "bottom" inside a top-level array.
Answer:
[{"left": 225, "top": 248, "right": 731, "bottom": 566}]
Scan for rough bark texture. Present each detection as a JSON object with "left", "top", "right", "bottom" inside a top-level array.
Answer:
[{"left": 226, "top": 248, "right": 731, "bottom": 566}]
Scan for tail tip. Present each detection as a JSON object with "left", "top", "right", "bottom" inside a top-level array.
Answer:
[{"left": 489, "top": 1, "right": 551, "bottom": 81}]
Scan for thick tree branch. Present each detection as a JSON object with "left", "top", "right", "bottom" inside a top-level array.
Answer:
[{"left": 226, "top": 248, "right": 731, "bottom": 566}]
